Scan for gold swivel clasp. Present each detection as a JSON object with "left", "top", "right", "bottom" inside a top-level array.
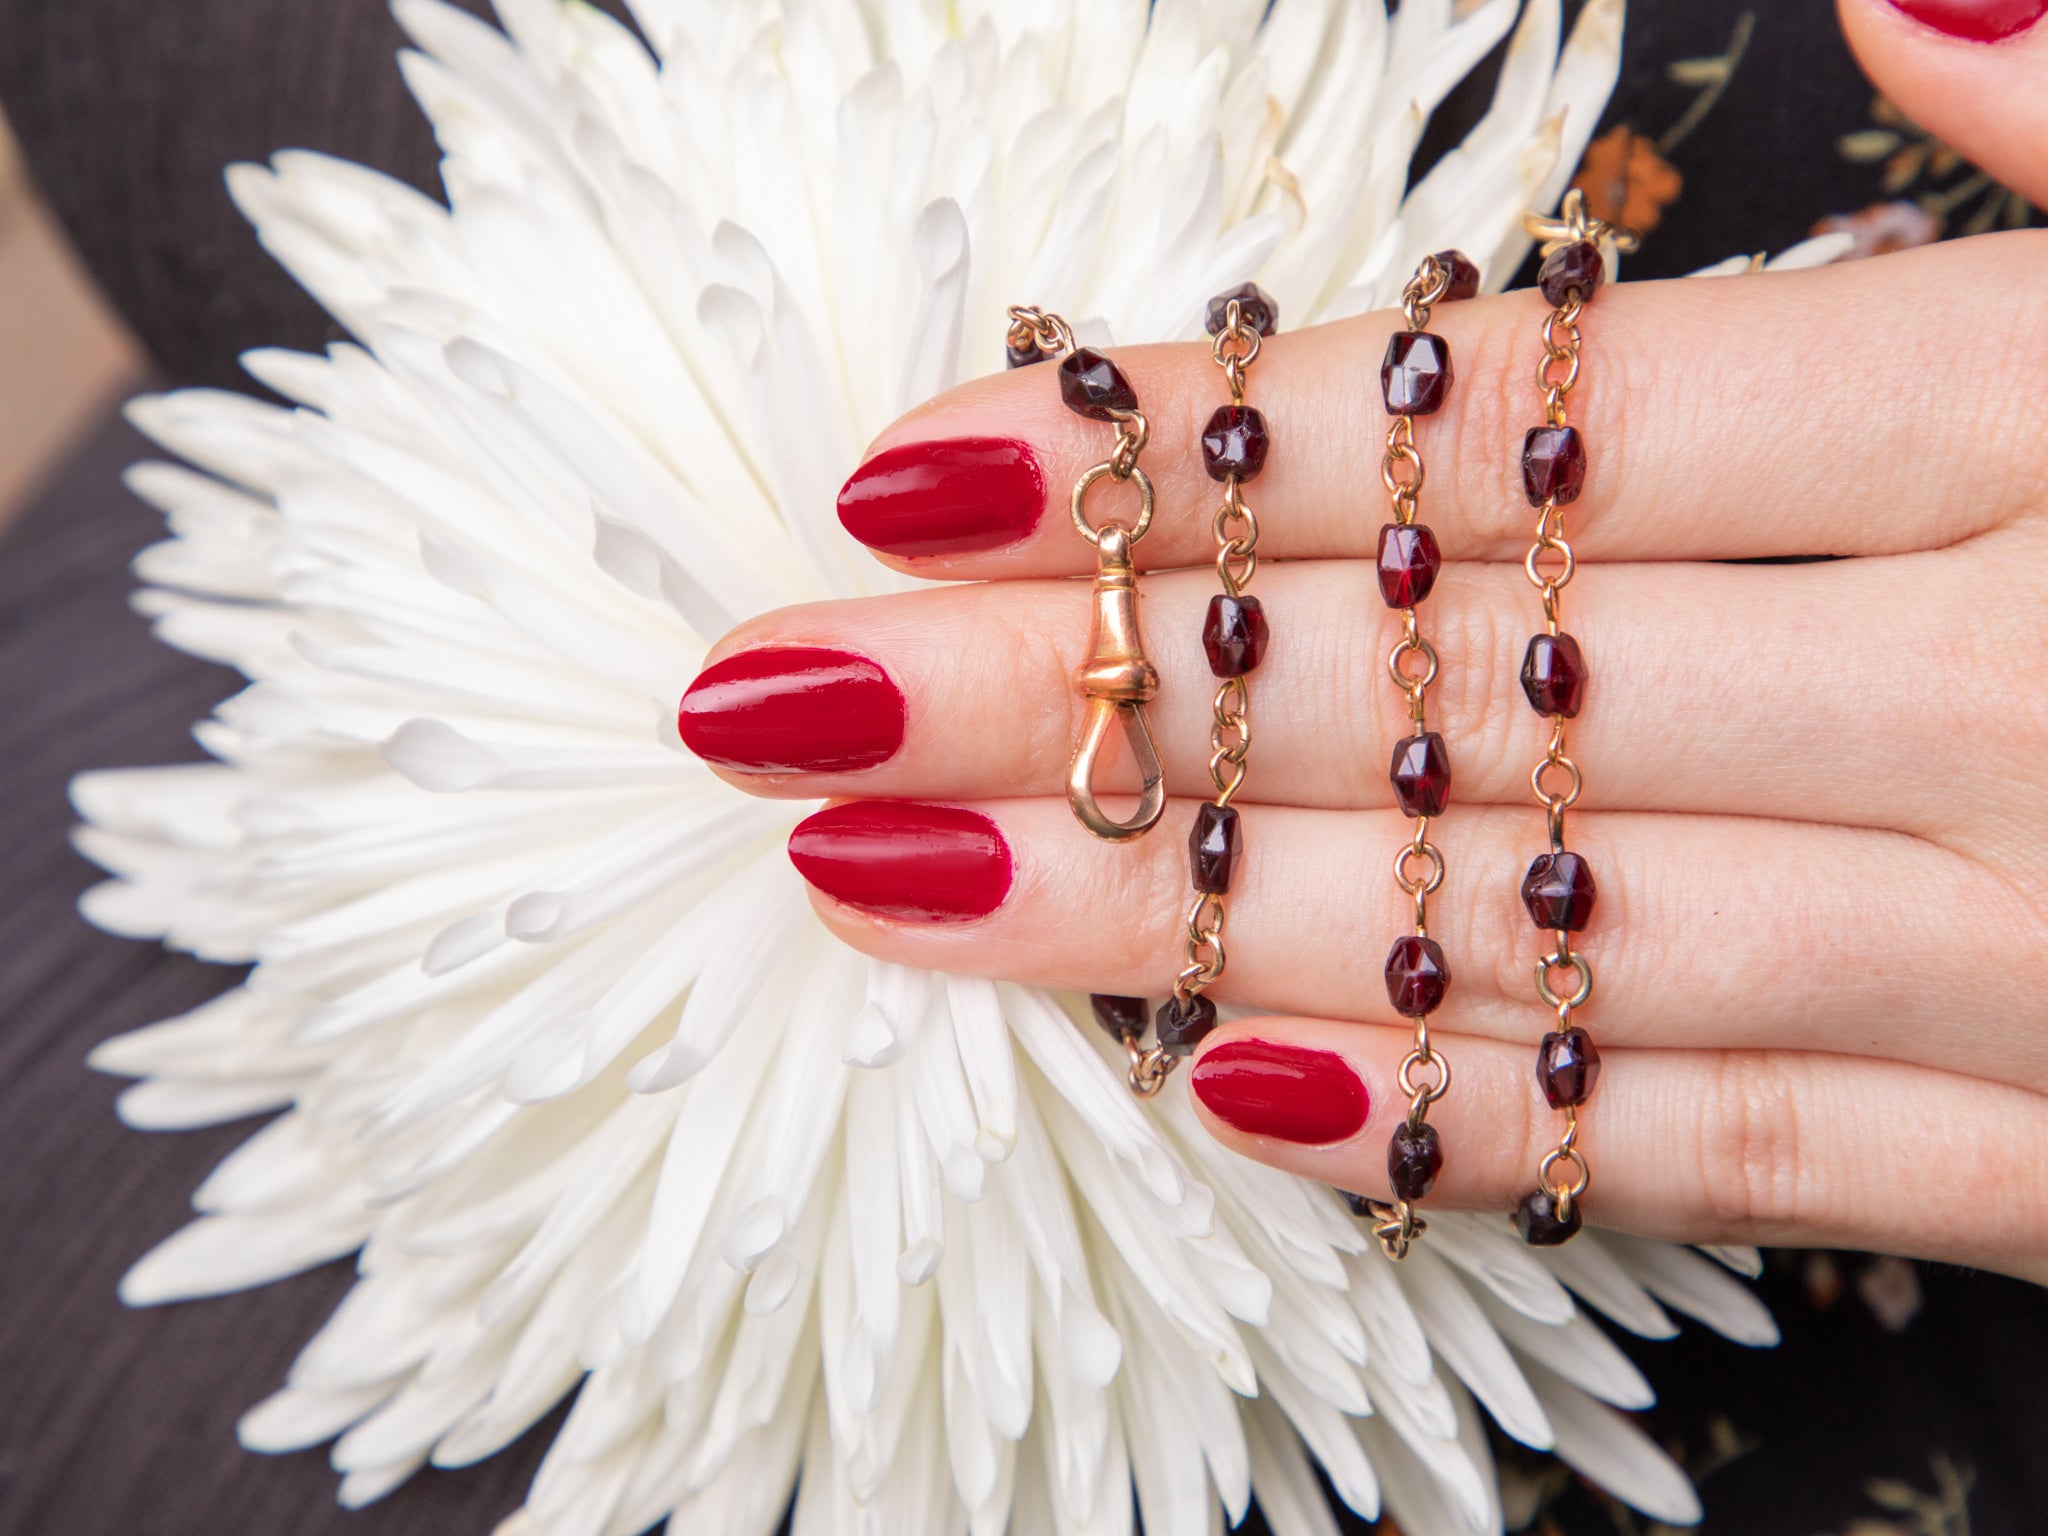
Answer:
[{"left": 1068, "top": 514, "right": 1165, "bottom": 841}]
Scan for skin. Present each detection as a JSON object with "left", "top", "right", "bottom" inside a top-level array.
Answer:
[{"left": 704, "top": 5, "right": 2048, "bottom": 1284}]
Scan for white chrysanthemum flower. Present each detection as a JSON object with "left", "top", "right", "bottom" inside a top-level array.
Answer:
[{"left": 70, "top": 2, "right": 1822, "bottom": 1532}]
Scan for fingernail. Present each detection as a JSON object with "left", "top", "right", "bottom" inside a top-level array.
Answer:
[
  {"left": 1885, "top": 0, "right": 2047, "bottom": 42},
  {"left": 837, "top": 437, "right": 1044, "bottom": 557},
  {"left": 679, "top": 647, "right": 905, "bottom": 773},
  {"left": 787, "top": 801, "right": 1012, "bottom": 922},
  {"left": 1191, "top": 1039, "right": 1369, "bottom": 1145}
]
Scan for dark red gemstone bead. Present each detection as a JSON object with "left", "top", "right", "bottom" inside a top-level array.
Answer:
[
  {"left": 1521, "top": 851, "right": 1597, "bottom": 931},
  {"left": 1513, "top": 1188, "right": 1583, "bottom": 1246},
  {"left": 1090, "top": 993, "right": 1149, "bottom": 1042},
  {"left": 1200, "top": 405, "right": 1270, "bottom": 481},
  {"left": 1006, "top": 339, "right": 1048, "bottom": 369},
  {"left": 1520, "top": 633, "right": 1587, "bottom": 718},
  {"left": 1522, "top": 425, "right": 1586, "bottom": 506},
  {"left": 1204, "top": 281, "right": 1279, "bottom": 338},
  {"left": 1537, "top": 1027, "right": 1601, "bottom": 1109},
  {"left": 1203, "top": 593, "right": 1269, "bottom": 677},
  {"left": 1189, "top": 802, "right": 1241, "bottom": 895},
  {"left": 1389, "top": 732, "right": 1451, "bottom": 818},
  {"left": 1537, "top": 240, "right": 1604, "bottom": 307},
  {"left": 1058, "top": 347, "right": 1138, "bottom": 420},
  {"left": 1387, "top": 1122, "right": 1443, "bottom": 1201},
  {"left": 1155, "top": 994, "right": 1218, "bottom": 1057},
  {"left": 1384, "top": 934, "right": 1450, "bottom": 1018},
  {"left": 1380, "top": 331, "right": 1453, "bottom": 416},
  {"left": 1431, "top": 249, "right": 1481, "bottom": 302},
  {"left": 1376, "top": 523, "right": 1442, "bottom": 609}
]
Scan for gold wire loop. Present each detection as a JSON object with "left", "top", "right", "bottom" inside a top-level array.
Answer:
[
  {"left": 1539, "top": 1144, "right": 1591, "bottom": 1202},
  {"left": 1388, "top": 633, "right": 1440, "bottom": 694},
  {"left": 1397, "top": 1046, "right": 1451, "bottom": 1106},
  {"left": 1126, "top": 1038, "right": 1175, "bottom": 1097},
  {"left": 1070, "top": 460, "right": 1155, "bottom": 543},
  {"left": 1522, "top": 187, "right": 1642, "bottom": 256},
  {"left": 1534, "top": 948, "right": 1594, "bottom": 1011},
  {"left": 1005, "top": 304, "right": 1075, "bottom": 358},
  {"left": 1107, "top": 409, "right": 1150, "bottom": 479},
  {"left": 1532, "top": 753, "right": 1582, "bottom": 811},
  {"left": 1525, "top": 535, "right": 1576, "bottom": 592},
  {"left": 1392, "top": 839, "right": 1445, "bottom": 897},
  {"left": 1361, "top": 1198, "right": 1426, "bottom": 1261}
]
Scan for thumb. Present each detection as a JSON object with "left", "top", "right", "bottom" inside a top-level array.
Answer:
[{"left": 1838, "top": 0, "right": 2048, "bottom": 205}]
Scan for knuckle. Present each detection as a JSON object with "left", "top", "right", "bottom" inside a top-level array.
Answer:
[
  {"left": 1697, "top": 1054, "right": 1807, "bottom": 1229},
  {"left": 1444, "top": 298, "right": 1530, "bottom": 555},
  {"left": 1435, "top": 569, "right": 1520, "bottom": 803},
  {"left": 1323, "top": 569, "right": 1401, "bottom": 806}
]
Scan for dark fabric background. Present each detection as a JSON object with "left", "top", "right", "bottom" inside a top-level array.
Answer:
[{"left": 1, "top": 2, "right": 2044, "bottom": 1534}]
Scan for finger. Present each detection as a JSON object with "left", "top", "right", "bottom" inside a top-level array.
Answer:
[
  {"left": 1840, "top": 0, "right": 2048, "bottom": 206},
  {"left": 833, "top": 233, "right": 2048, "bottom": 577},
  {"left": 1183, "top": 1018, "right": 2048, "bottom": 1285},
  {"left": 682, "top": 534, "right": 2048, "bottom": 839},
  {"left": 783, "top": 796, "right": 2048, "bottom": 1095}
]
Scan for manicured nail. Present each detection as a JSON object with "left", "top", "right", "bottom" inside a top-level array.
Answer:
[
  {"left": 679, "top": 647, "right": 905, "bottom": 774},
  {"left": 1885, "top": 0, "right": 2047, "bottom": 41},
  {"left": 1190, "top": 1039, "right": 1369, "bottom": 1145},
  {"left": 787, "top": 801, "right": 1012, "bottom": 922},
  {"left": 837, "top": 437, "right": 1044, "bottom": 557}
]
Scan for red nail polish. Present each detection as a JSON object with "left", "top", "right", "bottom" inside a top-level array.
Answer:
[
  {"left": 1886, "top": 0, "right": 2047, "bottom": 41},
  {"left": 837, "top": 437, "right": 1044, "bottom": 557},
  {"left": 1191, "top": 1039, "right": 1369, "bottom": 1145},
  {"left": 679, "top": 648, "right": 904, "bottom": 773},
  {"left": 787, "top": 801, "right": 1012, "bottom": 922}
]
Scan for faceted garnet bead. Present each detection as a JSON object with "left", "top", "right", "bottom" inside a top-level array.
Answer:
[
  {"left": 1155, "top": 994, "right": 1218, "bottom": 1056},
  {"left": 1522, "top": 425, "right": 1586, "bottom": 506},
  {"left": 1520, "top": 632, "right": 1587, "bottom": 718},
  {"left": 1537, "top": 240, "right": 1604, "bottom": 308},
  {"left": 1090, "top": 993, "right": 1150, "bottom": 1042},
  {"left": 1376, "top": 523, "right": 1442, "bottom": 609},
  {"left": 1204, "top": 281, "right": 1279, "bottom": 338},
  {"left": 1188, "top": 802, "right": 1242, "bottom": 895},
  {"left": 1203, "top": 593, "right": 1269, "bottom": 677},
  {"left": 1380, "top": 331, "right": 1454, "bottom": 416},
  {"left": 1431, "top": 249, "right": 1481, "bottom": 302},
  {"left": 1387, "top": 1122, "right": 1444, "bottom": 1202},
  {"left": 1058, "top": 347, "right": 1138, "bottom": 420},
  {"left": 1200, "top": 405, "right": 1270, "bottom": 481},
  {"left": 1513, "top": 1188, "right": 1583, "bottom": 1246},
  {"left": 1536, "top": 1027, "right": 1602, "bottom": 1109},
  {"left": 1521, "top": 851, "right": 1597, "bottom": 931},
  {"left": 1389, "top": 732, "right": 1452, "bottom": 818},
  {"left": 1384, "top": 934, "right": 1451, "bottom": 1018}
]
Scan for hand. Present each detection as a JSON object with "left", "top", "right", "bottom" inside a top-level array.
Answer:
[
  {"left": 678, "top": 7, "right": 2048, "bottom": 1282},
  {"left": 679, "top": 224, "right": 2048, "bottom": 1282}
]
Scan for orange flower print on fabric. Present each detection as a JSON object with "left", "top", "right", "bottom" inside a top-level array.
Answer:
[{"left": 1572, "top": 125, "right": 1684, "bottom": 237}]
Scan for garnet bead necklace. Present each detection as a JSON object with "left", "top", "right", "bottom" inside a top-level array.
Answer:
[
  {"left": 1351, "top": 250, "right": 1478, "bottom": 1261},
  {"left": 1084, "top": 282, "right": 1278, "bottom": 1094},
  {"left": 1510, "top": 190, "right": 1638, "bottom": 1246}
]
